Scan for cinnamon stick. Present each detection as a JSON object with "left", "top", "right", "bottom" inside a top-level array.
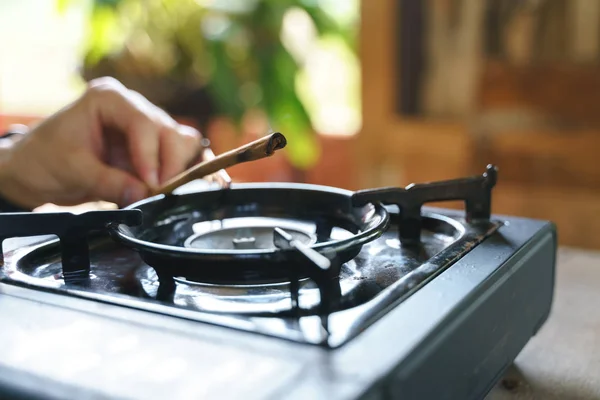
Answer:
[{"left": 151, "top": 132, "right": 287, "bottom": 196}]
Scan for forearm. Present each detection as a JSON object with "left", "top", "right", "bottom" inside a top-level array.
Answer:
[
  {"left": 0, "top": 151, "right": 26, "bottom": 213},
  {"left": 0, "top": 141, "right": 32, "bottom": 212}
]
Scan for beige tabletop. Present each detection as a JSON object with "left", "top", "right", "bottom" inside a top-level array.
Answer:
[{"left": 487, "top": 248, "right": 600, "bottom": 400}]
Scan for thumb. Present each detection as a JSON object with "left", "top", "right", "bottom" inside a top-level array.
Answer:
[{"left": 90, "top": 161, "right": 149, "bottom": 207}]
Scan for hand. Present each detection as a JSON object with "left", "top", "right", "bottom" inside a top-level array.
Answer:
[
  {"left": 201, "top": 147, "right": 232, "bottom": 189},
  {"left": 0, "top": 77, "right": 227, "bottom": 209}
]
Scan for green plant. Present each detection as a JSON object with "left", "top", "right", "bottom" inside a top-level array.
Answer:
[{"left": 56, "top": 0, "right": 358, "bottom": 169}]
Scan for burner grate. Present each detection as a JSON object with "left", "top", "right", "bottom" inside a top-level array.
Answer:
[
  {"left": 352, "top": 165, "right": 497, "bottom": 244},
  {"left": 0, "top": 210, "right": 142, "bottom": 284}
]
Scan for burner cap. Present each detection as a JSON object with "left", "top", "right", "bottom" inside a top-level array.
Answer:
[
  {"left": 110, "top": 183, "right": 390, "bottom": 284},
  {"left": 184, "top": 225, "right": 316, "bottom": 250}
]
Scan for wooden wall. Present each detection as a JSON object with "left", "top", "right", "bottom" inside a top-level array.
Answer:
[{"left": 357, "top": 0, "right": 600, "bottom": 250}]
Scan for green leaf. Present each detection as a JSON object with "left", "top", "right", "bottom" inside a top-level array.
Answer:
[
  {"left": 204, "top": 40, "right": 246, "bottom": 123},
  {"left": 254, "top": 43, "right": 320, "bottom": 169},
  {"left": 55, "top": 0, "right": 72, "bottom": 13},
  {"left": 84, "top": 5, "right": 122, "bottom": 65},
  {"left": 302, "top": 3, "right": 355, "bottom": 48},
  {"left": 95, "top": 0, "right": 124, "bottom": 7}
]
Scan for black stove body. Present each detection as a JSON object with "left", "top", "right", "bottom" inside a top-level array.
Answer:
[{"left": 0, "top": 167, "right": 557, "bottom": 400}]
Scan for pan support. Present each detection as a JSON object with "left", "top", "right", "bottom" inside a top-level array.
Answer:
[
  {"left": 0, "top": 210, "right": 142, "bottom": 285},
  {"left": 273, "top": 227, "right": 342, "bottom": 335},
  {"left": 351, "top": 165, "right": 497, "bottom": 245}
]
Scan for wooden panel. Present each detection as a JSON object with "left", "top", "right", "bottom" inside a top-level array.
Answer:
[
  {"left": 357, "top": 0, "right": 473, "bottom": 189},
  {"left": 357, "top": 0, "right": 398, "bottom": 172},
  {"left": 357, "top": 0, "right": 600, "bottom": 250},
  {"left": 478, "top": 60, "right": 600, "bottom": 126},
  {"left": 493, "top": 183, "right": 600, "bottom": 249},
  {"left": 472, "top": 129, "right": 600, "bottom": 190},
  {"left": 359, "top": 0, "right": 396, "bottom": 126},
  {"left": 470, "top": 127, "right": 600, "bottom": 249},
  {"left": 356, "top": 118, "right": 472, "bottom": 189}
]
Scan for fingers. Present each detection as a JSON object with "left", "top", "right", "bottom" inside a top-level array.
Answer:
[
  {"left": 132, "top": 94, "right": 200, "bottom": 184},
  {"left": 85, "top": 77, "right": 200, "bottom": 190},
  {"left": 89, "top": 159, "right": 149, "bottom": 207},
  {"left": 217, "top": 169, "right": 232, "bottom": 188},
  {"left": 86, "top": 78, "right": 161, "bottom": 189},
  {"left": 158, "top": 124, "right": 201, "bottom": 183},
  {"left": 205, "top": 170, "right": 232, "bottom": 188},
  {"left": 202, "top": 148, "right": 232, "bottom": 188}
]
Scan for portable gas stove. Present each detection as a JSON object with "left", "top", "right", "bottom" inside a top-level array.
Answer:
[{"left": 0, "top": 165, "right": 557, "bottom": 400}]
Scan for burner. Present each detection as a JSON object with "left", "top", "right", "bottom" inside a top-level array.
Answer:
[{"left": 109, "top": 184, "right": 389, "bottom": 285}]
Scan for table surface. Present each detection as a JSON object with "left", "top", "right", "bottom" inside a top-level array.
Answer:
[{"left": 487, "top": 247, "right": 600, "bottom": 400}]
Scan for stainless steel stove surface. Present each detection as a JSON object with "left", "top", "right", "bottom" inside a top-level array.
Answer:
[{"left": 0, "top": 168, "right": 557, "bottom": 400}]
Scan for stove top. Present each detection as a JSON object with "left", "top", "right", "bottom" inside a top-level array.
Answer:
[
  {"left": 1, "top": 208, "right": 501, "bottom": 348},
  {"left": 0, "top": 166, "right": 558, "bottom": 400}
]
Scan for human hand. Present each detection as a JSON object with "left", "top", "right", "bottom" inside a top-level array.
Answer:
[{"left": 0, "top": 77, "right": 229, "bottom": 210}]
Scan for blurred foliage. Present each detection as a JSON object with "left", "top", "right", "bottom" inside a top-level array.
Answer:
[{"left": 56, "top": 0, "right": 358, "bottom": 169}]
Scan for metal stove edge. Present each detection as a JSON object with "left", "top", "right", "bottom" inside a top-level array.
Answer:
[{"left": 336, "top": 213, "right": 557, "bottom": 400}]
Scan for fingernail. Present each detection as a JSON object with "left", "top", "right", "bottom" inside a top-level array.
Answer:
[{"left": 147, "top": 170, "right": 159, "bottom": 188}]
